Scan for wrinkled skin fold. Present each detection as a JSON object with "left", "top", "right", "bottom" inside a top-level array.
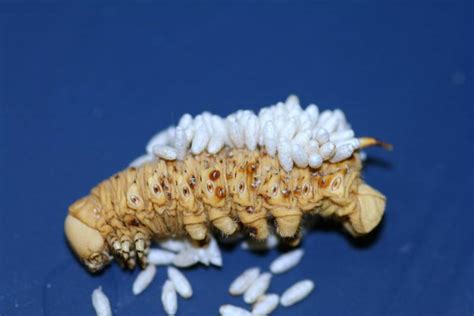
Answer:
[{"left": 65, "top": 149, "right": 386, "bottom": 272}]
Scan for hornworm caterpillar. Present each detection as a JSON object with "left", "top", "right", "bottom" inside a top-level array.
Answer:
[{"left": 65, "top": 97, "right": 389, "bottom": 272}]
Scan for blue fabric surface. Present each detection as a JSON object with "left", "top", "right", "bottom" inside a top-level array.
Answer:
[{"left": 0, "top": 2, "right": 472, "bottom": 315}]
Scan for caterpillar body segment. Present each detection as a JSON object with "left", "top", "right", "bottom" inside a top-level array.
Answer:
[{"left": 65, "top": 148, "right": 386, "bottom": 272}]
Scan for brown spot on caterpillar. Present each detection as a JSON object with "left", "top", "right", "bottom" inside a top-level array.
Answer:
[
  {"left": 209, "top": 170, "right": 220, "bottom": 181},
  {"left": 294, "top": 186, "right": 302, "bottom": 195},
  {"left": 319, "top": 177, "right": 328, "bottom": 188},
  {"left": 124, "top": 215, "right": 140, "bottom": 226},
  {"left": 251, "top": 177, "right": 260, "bottom": 189},
  {"left": 215, "top": 186, "right": 226, "bottom": 199},
  {"left": 247, "top": 163, "right": 257, "bottom": 174},
  {"left": 238, "top": 181, "right": 245, "bottom": 193}
]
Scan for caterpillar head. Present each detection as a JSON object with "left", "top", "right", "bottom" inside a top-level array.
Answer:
[
  {"left": 65, "top": 195, "right": 111, "bottom": 272},
  {"left": 318, "top": 155, "right": 386, "bottom": 236}
]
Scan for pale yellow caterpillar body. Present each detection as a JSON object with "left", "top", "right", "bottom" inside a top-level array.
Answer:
[{"left": 65, "top": 146, "right": 387, "bottom": 272}]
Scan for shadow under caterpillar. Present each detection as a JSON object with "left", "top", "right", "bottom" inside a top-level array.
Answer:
[{"left": 65, "top": 145, "right": 386, "bottom": 272}]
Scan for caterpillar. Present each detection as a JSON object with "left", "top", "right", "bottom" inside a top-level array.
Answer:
[{"left": 65, "top": 96, "right": 390, "bottom": 272}]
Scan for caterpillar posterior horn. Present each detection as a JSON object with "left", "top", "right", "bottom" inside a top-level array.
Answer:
[{"left": 358, "top": 137, "right": 393, "bottom": 150}]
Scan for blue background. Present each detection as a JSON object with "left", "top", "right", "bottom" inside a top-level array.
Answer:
[{"left": 0, "top": 1, "right": 472, "bottom": 315}]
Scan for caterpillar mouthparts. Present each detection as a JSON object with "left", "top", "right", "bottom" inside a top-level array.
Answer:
[{"left": 65, "top": 96, "right": 389, "bottom": 272}]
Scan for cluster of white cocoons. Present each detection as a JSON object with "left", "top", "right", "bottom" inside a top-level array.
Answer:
[
  {"left": 142, "top": 95, "right": 359, "bottom": 172},
  {"left": 91, "top": 236, "right": 315, "bottom": 316}
]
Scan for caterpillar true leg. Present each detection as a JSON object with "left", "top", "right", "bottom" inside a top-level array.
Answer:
[
  {"left": 133, "top": 231, "right": 149, "bottom": 267},
  {"left": 109, "top": 236, "right": 121, "bottom": 255},
  {"left": 120, "top": 236, "right": 131, "bottom": 259}
]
